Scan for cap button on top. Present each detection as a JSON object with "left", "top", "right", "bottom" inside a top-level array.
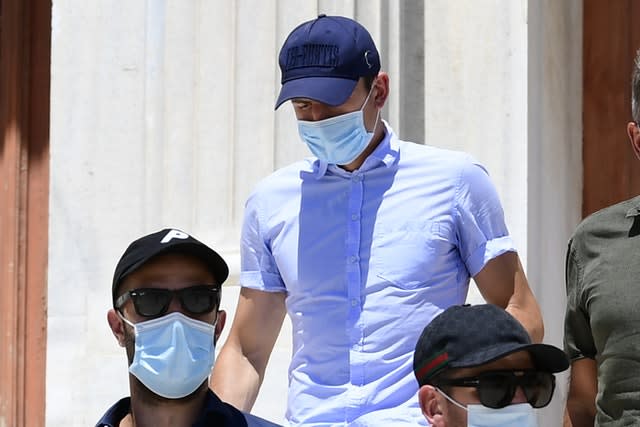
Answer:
[{"left": 317, "top": 13, "right": 326, "bottom": 18}]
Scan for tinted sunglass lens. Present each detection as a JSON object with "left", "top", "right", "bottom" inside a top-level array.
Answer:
[
  {"left": 478, "top": 373, "right": 514, "bottom": 409},
  {"left": 181, "top": 288, "right": 217, "bottom": 314},
  {"left": 524, "top": 372, "right": 554, "bottom": 408},
  {"left": 133, "top": 289, "right": 171, "bottom": 317}
]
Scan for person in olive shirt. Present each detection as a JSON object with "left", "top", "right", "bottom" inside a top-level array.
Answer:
[{"left": 564, "top": 50, "right": 640, "bottom": 426}]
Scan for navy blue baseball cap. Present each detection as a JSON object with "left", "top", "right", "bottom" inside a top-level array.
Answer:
[
  {"left": 275, "top": 14, "right": 381, "bottom": 109},
  {"left": 413, "top": 304, "right": 569, "bottom": 386},
  {"left": 112, "top": 228, "right": 229, "bottom": 305}
]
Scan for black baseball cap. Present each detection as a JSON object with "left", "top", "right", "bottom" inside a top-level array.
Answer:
[
  {"left": 275, "top": 14, "right": 381, "bottom": 109},
  {"left": 111, "top": 228, "right": 229, "bottom": 305},
  {"left": 413, "top": 304, "right": 569, "bottom": 386}
]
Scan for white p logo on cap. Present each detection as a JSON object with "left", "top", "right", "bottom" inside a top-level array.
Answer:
[{"left": 160, "top": 229, "right": 189, "bottom": 244}]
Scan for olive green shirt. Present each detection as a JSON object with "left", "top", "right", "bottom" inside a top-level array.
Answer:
[{"left": 565, "top": 195, "right": 640, "bottom": 426}]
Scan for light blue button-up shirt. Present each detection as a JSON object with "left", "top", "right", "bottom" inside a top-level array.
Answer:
[{"left": 240, "top": 123, "right": 514, "bottom": 426}]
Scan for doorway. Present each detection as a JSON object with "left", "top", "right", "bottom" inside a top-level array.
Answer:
[
  {"left": 583, "top": 0, "right": 640, "bottom": 216},
  {"left": 0, "top": 0, "right": 51, "bottom": 426}
]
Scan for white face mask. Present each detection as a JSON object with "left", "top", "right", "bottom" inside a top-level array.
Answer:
[{"left": 437, "top": 387, "right": 538, "bottom": 427}]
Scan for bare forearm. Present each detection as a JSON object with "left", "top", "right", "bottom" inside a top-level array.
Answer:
[
  {"left": 475, "top": 252, "right": 544, "bottom": 343},
  {"left": 211, "top": 288, "right": 286, "bottom": 410},
  {"left": 565, "top": 403, "right": 595, "bottom": 427},
  {"left": 563, "top": 408, "right": 573, "bottom": 427},
  {"left": 506, "top": 301, "right": 544, "bottom": 343},
  {"left": 566, "top": 358, "right": 597, "bottom": 427},
  {"left": 566, "top": 381, "right": 597, "bottom": 427},
  {"left": 211, "top": 346, "right": 263, "bottom": 411}
]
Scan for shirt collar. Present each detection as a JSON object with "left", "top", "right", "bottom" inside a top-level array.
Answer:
[
  {"left": 626, "top": 198, "right": 640, "bottom": 217},
  {"left": 95, "top": 390, "right": 245, "bottom": 427},
  {"left": 309, "top": 120, "right": 399, "bottom": 179},
  {"left": 626, "top": 206, "right": 640, "bottom": 218},
  {"left": 95, "top": 397, "right": 130, "bottom": 427}
]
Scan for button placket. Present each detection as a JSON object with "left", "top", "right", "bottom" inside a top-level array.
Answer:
[{"left": 345, "top": 172, "right": 365, "bottom": 405}]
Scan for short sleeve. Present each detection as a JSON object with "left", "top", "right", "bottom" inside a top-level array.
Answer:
[
  {"left": 239, "top": 194, "right": 287, "bottom": 293},
  {"left": 454, "top": 159, "right": 515, "bottom": 277},
  {"left": 564, "top": 238, "right": 596, "bottom": 360}
]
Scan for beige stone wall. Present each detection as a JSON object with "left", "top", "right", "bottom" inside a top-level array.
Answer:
[{"left": 47, "top": 1, "right": 582, "bottom": 425}]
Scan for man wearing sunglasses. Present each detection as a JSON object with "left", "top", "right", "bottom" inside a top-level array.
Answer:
[
  {"left": 96, "top": 228, "right": 281, "bottom": 427},
  {"left": 413, "top": 304, "right": 569, "bottom": 427}
]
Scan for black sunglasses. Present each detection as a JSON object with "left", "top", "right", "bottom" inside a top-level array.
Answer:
[
  {"left": 115, "top": 285, "right": 220, "bottom": 318},
  {"left": 434, "top": 370, "right": 555, "bottom": 409}
]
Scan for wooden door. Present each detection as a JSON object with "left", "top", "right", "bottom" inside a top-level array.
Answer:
[
  {"left": 0, "top": 0, "right": 50, "bottom": 426},
  {"left": 583, "top": 0, "right": 640, "bottom": 217}
]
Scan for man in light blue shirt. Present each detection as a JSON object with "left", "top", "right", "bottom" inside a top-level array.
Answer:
[{"left": 212, "top": 14, "right": 543, "bottom": 427}]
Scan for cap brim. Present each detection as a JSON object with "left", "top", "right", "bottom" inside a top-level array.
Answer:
[
  {"left": 452, "top": 343, "right": 570, "bottom": 373},
  {"left": 527, "top": 344, "right": 571, "bottom": 373},
  {"left": 275, "top": 77, "right": 358, "bottom": 109}
]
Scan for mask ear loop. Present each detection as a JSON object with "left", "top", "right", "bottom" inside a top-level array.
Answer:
[
  {"left": 435, "top": 387, "right": 468, "bottom": 411},
  {"left": 370, "top": 108, "right": 381, "bottom": 133},
  {"left": 360, "top": 80, "right": 381, "bottom": 134},
  {"left": 117, "top": 310, "right": 136, "bottom": 329},
  {"left": 359, "top": 82, "right": 375, "bottom": 110}
]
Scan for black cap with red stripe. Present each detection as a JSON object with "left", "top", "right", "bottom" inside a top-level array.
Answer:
[{"left": 413, "top": 304, "right": 569, "bottom": 386}]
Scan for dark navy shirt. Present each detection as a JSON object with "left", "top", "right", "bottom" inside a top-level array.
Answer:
[{"left": 95, "top": 389, "right": 280, "bottom": 427}]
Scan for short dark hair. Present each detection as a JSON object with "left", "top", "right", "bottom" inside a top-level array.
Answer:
[
  {"left": 426, "top": 369, "right": 452, "bottom": 388},
  {"left": 633, "top": 49, "right": 640, "bottom": 123},
  {"left": 363, "top": 75, "right": 376, "bottom": 91}
]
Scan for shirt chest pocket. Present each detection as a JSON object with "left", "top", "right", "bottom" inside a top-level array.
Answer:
[{"left": 371, "top": 221, "right": 456, "bottom": 289}]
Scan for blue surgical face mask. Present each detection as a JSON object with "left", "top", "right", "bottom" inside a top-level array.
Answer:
[
  {"left": 297, "top": 84, "right": 380, "bottom": 165},
  {"left": 120, "top": 311, "right": 216, "bottom": 399},
  {"left": 466, "top": 404, "right": 538, "bottom": 427},
  {"left": 437, "top": 387, "right": 538, "bottom": 427}
]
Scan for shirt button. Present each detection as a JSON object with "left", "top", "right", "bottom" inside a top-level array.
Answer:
[
  {"left": 349, "top": 255, "right": 358, "bottom": 263},
  {"left": 352, "top": 175, "right": 362, "bottom": 182},
  {"left": 351, "top": 299, "right": 358, "bottom": 307},
  {"left": 351, "top": 213, "right": 359, "bottom": 221}
]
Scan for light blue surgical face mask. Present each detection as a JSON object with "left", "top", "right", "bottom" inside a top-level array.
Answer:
[
  {"left": 297, "top": 84, "right": 380, "bottom": 165},
  {"left": 466, "top": 404, "right": 537, "bottom": 427},
  {"left": 437, "top": 387, "right": 538, "bottom": 427},
  {"left": 120, "top": 311, "right": 216, "bottom": 399}
]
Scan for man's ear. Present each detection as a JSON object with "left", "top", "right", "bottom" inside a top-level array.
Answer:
[
  {"left": 627, "top": 121, "right": 640, "bottom": 161},
  {"left": 372, "top": 72, "right": 390, "bottom": 109},
  {"left": 419, "top": 385, "right": 446, "bottom": 427},
  {"left": 214, "top": 310, "right": 226, "bottom": 341},
  {"left": 107, "top": 308, "right": 126, "bottom": 347}
]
